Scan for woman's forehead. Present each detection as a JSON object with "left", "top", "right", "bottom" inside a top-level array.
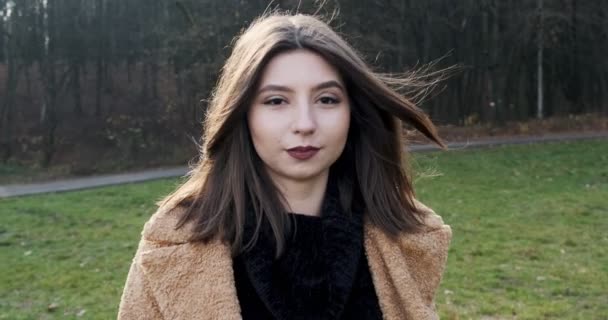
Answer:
[{"left": 257, "top": 49, "right": 344, "bottom": 90}]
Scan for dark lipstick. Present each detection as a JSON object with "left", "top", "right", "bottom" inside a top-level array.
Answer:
[{"left": 287, "top": 146, "right": 320, "bottom": 160}]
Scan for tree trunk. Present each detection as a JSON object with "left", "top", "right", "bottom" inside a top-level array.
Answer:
[
  {"left": 41, "top": 0, "right": 59, "bottom": 167},
  {"left": 481, "top": 4, "right": 494, "bottom": 122},
  {"left": 141, "top": 62, "right": 150, "bottom": 104},
  {"left": 95, "top": 56, "right": 103, "bottom": 117},
  {"left": 491, "top": 0, "right": 502, "bottom": 124},
  {"left": 151, "top": 61, "right": 159, "bottom": 100},
  {"left": 1, "top": 44, "right": 18, "bottom": 162},
  {"left": 72, "top": 63, "right": 83, "bottom": 116},
  {"left": 25, "top": 66, "right": 32, "bottom": 97},
  {"left": 95, "top": 0, "right": 103, "bottom": 118},
  {"left": 537, "top": 0, "right": 544, "bottom": 119},
  {"left": 568, "top": 0, "right": 583, "bottom": 114}
]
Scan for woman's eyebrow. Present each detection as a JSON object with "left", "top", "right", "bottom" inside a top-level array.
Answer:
[
  {"left": 257, "top": 80, "right": 345, "bottom": 94},
  {"left": 258, "top": 84, "right": 294, "bottom": 94},
  {"left": 313, "top": 80, "right": 344, "bottom": 92}
]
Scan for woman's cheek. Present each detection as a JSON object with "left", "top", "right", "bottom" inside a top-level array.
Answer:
[{"left": 249, "top": 108, "right": 285, "bottom": 158}]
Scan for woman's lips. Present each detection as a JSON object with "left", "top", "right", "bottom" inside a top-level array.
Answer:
[{"left": 287, "top": 146, "right": 320, "bottom": 160}]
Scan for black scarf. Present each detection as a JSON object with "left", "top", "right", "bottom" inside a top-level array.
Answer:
[{"left": 233, "top": 179, "right": 383, "bottom": 320}]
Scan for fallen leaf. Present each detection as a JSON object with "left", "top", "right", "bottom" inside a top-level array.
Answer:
[{"left": 47, "top": 302, "right": 59, "bottom": 312}]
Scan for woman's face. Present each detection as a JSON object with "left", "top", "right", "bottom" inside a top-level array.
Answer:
[{"left": 248, "top": 49, "right": 351, "bottom": 185}]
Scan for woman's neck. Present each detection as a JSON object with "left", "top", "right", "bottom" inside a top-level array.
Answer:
[{"left": 269, "top": 170, "right": 329, "bottom": 217}]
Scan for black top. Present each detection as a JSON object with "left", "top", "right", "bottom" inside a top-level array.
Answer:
[{"left": 232, "top": 181, "right": 383, "bottom": 320}]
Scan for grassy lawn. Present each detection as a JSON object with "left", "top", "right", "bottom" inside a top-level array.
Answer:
[
  {"left": 1, "top": 140, "right": 606, "bottom": 319},
  {"left": 414, "top": 140, "right": 607, "bottom": 319}
]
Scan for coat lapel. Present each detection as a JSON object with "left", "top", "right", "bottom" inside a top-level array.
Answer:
[
  {"left": 138, "top": 206, "right": 241, "bottom": 320},
  {"left": 363, "top": 210, "right": 452, "bottom": 320},
  {"left": 138, "top": 239, "right": 242, "bottom": 320},
  {"left": 141, "top": 242, "right": 240, "bottom": 319}
]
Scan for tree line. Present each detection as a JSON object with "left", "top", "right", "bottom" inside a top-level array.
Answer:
[{"left": 0, "top": 0, "right": 606, "bottom": 167}]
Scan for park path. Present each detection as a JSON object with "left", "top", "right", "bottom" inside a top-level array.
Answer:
[{"left": 1, "top": 131, "right": 606, "bottom": 198}]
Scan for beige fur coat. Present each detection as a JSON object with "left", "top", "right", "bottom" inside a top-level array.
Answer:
[{"left": 117, "top": 200, "right": 452, "bottom": 319}]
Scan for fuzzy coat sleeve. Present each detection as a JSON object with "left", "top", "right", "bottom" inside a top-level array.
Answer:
[{"left": 117, "top": 238, "right": 164, "bottom": 320}]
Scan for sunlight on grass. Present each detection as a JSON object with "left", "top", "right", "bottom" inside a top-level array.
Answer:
[{"left": 1, "top": 140, "right": 606, "bottom": 319}]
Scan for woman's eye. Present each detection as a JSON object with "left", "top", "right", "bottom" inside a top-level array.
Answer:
[
  {"left": 319, "top": 96, "right": 339, "bottom": 104},
  {"left": 263, "top": 98, "right": 286, "bottom": 105}
]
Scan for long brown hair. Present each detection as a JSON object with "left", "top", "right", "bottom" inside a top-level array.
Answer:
[{"left": 159, "top": 13, "right": 446, "bottom": 257}]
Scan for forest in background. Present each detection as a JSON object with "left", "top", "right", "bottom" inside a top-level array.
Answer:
[{"left": 0, "top": 0, "right": 607, "bottom": 172}]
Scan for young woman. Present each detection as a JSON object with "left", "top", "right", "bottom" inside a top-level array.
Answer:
[{"left": 118, "top": 13, "right": 451, "bottom": 320}]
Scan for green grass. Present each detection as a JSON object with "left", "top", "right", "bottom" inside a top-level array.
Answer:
[
  {"left": 1, "top": 140, "right": 606, "bottom": 319},
  {"left": 414, "top": 140, "right": 608, "bottom": 319},
  {"left": 0, "top": 179, "right": 182, "bottom": 319}
]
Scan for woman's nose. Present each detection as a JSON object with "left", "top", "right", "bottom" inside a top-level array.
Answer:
[{"left": 292, "top": 101, "right": 317, "bottom": 135}]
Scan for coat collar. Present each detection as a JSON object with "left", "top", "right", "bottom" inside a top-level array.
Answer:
[{"left": 138, "top": 200, "right": 451, "bottom": 320}]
